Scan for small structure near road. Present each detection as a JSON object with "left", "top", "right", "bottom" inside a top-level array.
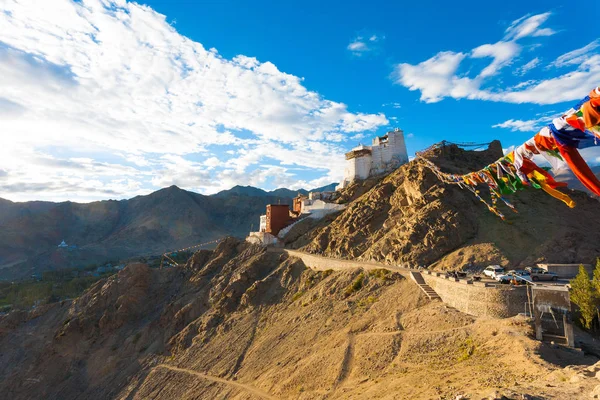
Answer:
[
  {"left": 292, "top": 192, "right": 346, "bottom": 219},
  {"left": 531, "top": 285, "right": 574, "bottom": 347},
  {"left": 537, "top": 263, "right": 592, "bottom": 279}
]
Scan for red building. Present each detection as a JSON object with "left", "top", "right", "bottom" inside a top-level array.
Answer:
[
  {"left": 265, "top": 204, "right": 293, "bottom": 236},
  {"left": 292, "top": 194, "right": 306, "bottom": 214}
]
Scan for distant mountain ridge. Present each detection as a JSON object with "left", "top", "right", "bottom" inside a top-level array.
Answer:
[
  {"left": 0, "top": 183, "right": 337, "bottom": 280},
  {"left": 213, "top": 183, "right": 337, "bottom": 198}
]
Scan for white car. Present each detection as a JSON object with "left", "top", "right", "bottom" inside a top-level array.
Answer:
[
  {"left": 483, "top": 265, "right": 504, "bottom": 278},
  {"left": 496, "top": 271, "right": 533, "bottom": 285}
]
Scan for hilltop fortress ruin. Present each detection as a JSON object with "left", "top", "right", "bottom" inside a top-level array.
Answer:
[
  {"left": 336, "top": 128, "right": 409, "bottom": 190},
  {"left": 246, "top": 128, "right": 409, "bottom": 246}
]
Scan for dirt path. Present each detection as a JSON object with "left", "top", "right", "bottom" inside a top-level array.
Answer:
[
  {"left": 330, "top": 324, "right": 474, "bottom": 392},
  {"left": 156, "top": 365, "right": 278, "bottom": 400},
  {"left": 357, "top": 331, "right": 402, "bottom": 338},
  {"left": 333, "top": 330, "right": 400, "bottom": 389},
  {"left": 334, "top": 333, "right": 356, "bottom": 388},
  {"left": 402, "top": 323, "right": 475, "bottom": 336},
  {"left": 230, "top": 311, "right": 260, "bottom": 377}
]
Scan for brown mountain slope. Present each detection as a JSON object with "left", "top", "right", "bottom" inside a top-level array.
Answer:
[
  {"left": 291, "top": 142, "right": 600, "bottom": 270},
  {"left": 2, "top": 238, "right": 599, "bottom": 399},
  {"left": 0, "top": 185, "right": 298, "bottom": 280}
]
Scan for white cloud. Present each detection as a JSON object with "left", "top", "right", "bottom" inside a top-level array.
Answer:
[
  {"left": 204, "top": 157, "right": 221, "bottom": 169},
  {"left": 492, "top": 117, "right": 546, "bottom": 132},
  {"left": 493, "top": 109, "right": 560, "bottom": 132},
  {"left": 0, "top": 0, "right": 389, "bottom": 201},
  {"left": 393, "top": 12, "right": 600, "bottom": 105},
  {"left": 393, "top": 51, "right": 467, "bottom": 103},
  {"left": 510, "top": 79, "right": 538, "bottom": 90},
  {"left": 348, "top": 41, "right": 368, "bottom": 52},
  {"left": 549, "top": 40, "right": 600, "bottom": 68},
  {"left": 347, "top": 31, "right": 385, "bottom": 56},
  {"left": 488, "top": 55, "right": 600, "bottom": 104},
  {"left": 514, "top": 57, "right": 540, "bottom": 76},
  {"left": 503, "top": 13, "right": 555, "bottom": 40},
  {"left": 471, "top": 41, "right": 520, "bottom": 78},
  {"left": 382, "top": 102, "right": 401, "bottom": 109}
]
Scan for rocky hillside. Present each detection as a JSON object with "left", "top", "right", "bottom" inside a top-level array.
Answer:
[
  {"left": 290, "top": 142, "right": 600, "bottom": 270},
  {"left": 2, "top": 237, "right": 599, "bottom": 399},
  {"left": 0, "top": 183, "right": 334, "bottom": 280}
]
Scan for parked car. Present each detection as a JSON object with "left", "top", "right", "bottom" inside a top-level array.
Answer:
[
  {"left": 494, "top": 269, "right": 517, "bottom": 281},
  {"left": 483, "top": 265, "right": 505, "bottom": 278},
  {"left": 496, "top": 272, "right": 532, "bottom": 285},
  {"left": 505, "top": 269, "right": 530, "bottom": 277},
  {"left": 525, "top": 267, "right": 559, "bottom": 281}
]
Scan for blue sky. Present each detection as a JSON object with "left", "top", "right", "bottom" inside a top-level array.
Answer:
[{"left": 0, "top": 0, "right": 599, "bottom": 202}]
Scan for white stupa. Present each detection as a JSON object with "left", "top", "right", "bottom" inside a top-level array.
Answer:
[{"left": 58, "top": 240, "right": 68, "bottom": 248}]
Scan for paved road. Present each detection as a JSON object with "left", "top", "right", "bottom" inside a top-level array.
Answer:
[{"left": 274, "top": 247, "right": 569, "bottom": 289}]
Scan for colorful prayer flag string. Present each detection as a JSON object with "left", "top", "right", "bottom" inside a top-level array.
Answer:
[{"left": 416, "top": 86, "right": 600, "bottom": 219}]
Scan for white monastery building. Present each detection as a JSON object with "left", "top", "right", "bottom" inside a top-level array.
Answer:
[{"left": 336, "top": 128, "right": 408, "bottom": 190}]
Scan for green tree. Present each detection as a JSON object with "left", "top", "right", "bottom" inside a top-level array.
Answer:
[
  {"left": 570, "top": 265, "right": 597, "bottom": 329},
  {"left": 592, "top": 258, "right": 600, "bottom": 295}
]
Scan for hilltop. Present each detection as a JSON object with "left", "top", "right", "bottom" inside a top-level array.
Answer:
[{"left": 289, "top": 141, "right": 600, "bottom": 270}]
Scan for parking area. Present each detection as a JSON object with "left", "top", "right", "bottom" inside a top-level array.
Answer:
[{"left": 471, "top": 275, "right": 571, "bottom": 287}]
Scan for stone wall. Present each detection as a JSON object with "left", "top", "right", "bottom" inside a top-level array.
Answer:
[
  {"left": 370, "top": 130, "right": 408, "bottom": 174},
  {"left": 275, "top": 248, "right": 530, "bottom": 319},
  {"left": 350, "top": 153, "right": 372, "bottom": 181},
  {"left": 422, "top": 273, "right": 530, "bottom": 318},
  {"left": 273, "top": 249, "right": 409, "bottom": 275}
]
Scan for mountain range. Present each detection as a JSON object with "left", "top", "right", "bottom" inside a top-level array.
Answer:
[{"left": 0, "top": 183, "right": 336, "bottom": 280}]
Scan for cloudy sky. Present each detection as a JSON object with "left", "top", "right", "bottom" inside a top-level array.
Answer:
[{"left": 0, "top": 0, "right": 599, "bottom": 202}]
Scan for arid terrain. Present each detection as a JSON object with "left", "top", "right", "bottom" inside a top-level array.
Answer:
[
  {"left": 290, "top": 142, "right": 600, "bottom": 271},
  {"left": 1, "top": 238, "right": 600, "bottom": 399},
  {"left": 3, "top": 145, "right": 600, "bottom": 399}
]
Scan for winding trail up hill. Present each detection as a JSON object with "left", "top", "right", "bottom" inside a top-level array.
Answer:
[
  {"left": 2, "top": 238, "right": 599, "bottom": 399},
  {"left": 290, "top": 141, "right": 600, "bottom": 270}
]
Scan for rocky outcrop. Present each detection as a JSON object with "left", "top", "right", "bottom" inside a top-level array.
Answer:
[{"left": 293, "top": 142, "right": 600, "bottom": 270}]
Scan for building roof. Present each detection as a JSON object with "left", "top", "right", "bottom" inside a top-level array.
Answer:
[{"left": 345, "top": 148, "right": 372, "bottom": 160}]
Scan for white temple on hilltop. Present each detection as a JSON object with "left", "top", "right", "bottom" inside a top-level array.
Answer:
[
  {"left": 58, "top": 240, "right": 68, "bottom": 248},
  {"left": 336, "top": 128, "right": 409, "bottom": 190}
]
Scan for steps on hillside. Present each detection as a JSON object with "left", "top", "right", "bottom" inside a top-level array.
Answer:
[
  {"left": 542, "top": 334, "right": 568, "bottom": 345},
  {"left": 409, "top": 271, "right": 441, "bottom": 301}
]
